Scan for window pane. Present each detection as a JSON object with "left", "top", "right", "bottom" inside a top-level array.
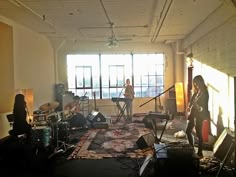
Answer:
[
  {"left": 134, "top": 76, "right": 141, "bottom": 86},
  {"left": 142, "top": 87, "right": 148, "bottom": 97},
  {"left": 102, "top": 88, "right": 109, "bottom": 99},
  {"left": 142, "top": 76, "right": 148, "bottom": 86},
  {"left": 75, "top": 67, "right": 83, "bottom": 87},
  {"left": 84, "top": 67, "right": 92, "bottom": 87},
  {"left": 149, "top": 76, "right": 156, "bottom": 86},
  {"left": 156, "top": 65, "right": 164, "bottom": 75},
  {"left": 67, "top": 54, "right": 99, "bottom": 98},
  {"left": 134, "top": 87, "right": 141, "bottom": 97},
  {"left": 110, "top": 88, "right": 118, "bottom": 98},
  {"left": 67, "top": 53, "right": 164, "bottom": 99},
  {"left": 93, "top": 89, "right": 100, "bottom": 99}
]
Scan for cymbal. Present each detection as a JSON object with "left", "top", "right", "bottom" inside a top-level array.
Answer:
[{"left": 39, "top": 101, "right": 59, "bottom": 111}]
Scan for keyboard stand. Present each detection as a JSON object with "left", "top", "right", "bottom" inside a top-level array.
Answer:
[
  {"left": 115, "top": 101, "right": 128, "bottom": 123},
  {"left": 145, "top": 112, "right": 170, "bottom": 143}
]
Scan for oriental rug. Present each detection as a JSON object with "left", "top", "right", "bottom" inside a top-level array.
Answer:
[{"left": 68, "top": 122, "right": 154, "bottom": 160}]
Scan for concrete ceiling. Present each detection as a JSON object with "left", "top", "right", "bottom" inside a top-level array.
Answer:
[{"left": 0, "top": 0, "right": 223, "bottom": 53}]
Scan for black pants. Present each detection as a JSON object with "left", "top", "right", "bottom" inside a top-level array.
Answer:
[{"left": 186, "top": 117, "right": 204, "bottom": 154}]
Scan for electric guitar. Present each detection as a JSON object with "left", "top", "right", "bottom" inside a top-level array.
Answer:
[
  {"left": 187, "top": 92, "right": 201, "bottom": 120},
  {"left": 64, "top": 103, "right": 81, "bottom": 119}
]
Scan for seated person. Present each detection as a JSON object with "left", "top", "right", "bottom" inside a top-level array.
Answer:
[
  {"left": 9, "top": 94, "right": 32, "bottom": 140},
  {"left": 64, "top": 96, "right": 86, "bottom": 128}
]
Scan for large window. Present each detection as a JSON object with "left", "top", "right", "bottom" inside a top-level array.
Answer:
[
  {"left": 67, "top": 54, "right": 165, "bottom": 99},
  {"left": 133, "top": 54, "right": 164, "bottom": 97}
]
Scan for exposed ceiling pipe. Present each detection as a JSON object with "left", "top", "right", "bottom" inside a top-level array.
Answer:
[
  {"left": 151, "top": 0, "right": 173, "bottom": 43},
  {"left": 8, "top": 0, "right": 21, "bottom": 7},
  {"left": 78, "top": 25, "right": 148, "bottom": 30},
  {"left": 9, "top": 0, "right": 55, "bottom": 29},
  {"left": 99, "top": 0, "right": 117, "bottom": 39}
]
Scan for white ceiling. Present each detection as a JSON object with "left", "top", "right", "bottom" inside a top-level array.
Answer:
[{"left": 0, "top": 0, "right": 223, "bottom": 52}]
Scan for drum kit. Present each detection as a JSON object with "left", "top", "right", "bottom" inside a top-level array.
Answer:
[{"left": 32, "top": 101, "right": 75, "bottom": 154}]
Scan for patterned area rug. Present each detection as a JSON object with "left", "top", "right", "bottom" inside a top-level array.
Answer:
[{"left": 68, "top": 122, "right": 153, "bottom": 160}]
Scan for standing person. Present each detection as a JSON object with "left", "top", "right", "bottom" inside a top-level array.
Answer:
[
  {"left": 9, "top": 94, "right": 32, "bottom": 140},
  {"left": 185, "top": 75, "right": 209, "bottom": 158},
  {"left": 123, "top": 78, "right": 135, "bottom": 122},
  {"left": 64, "top": 95, "right": 86, "bottom": 128}
]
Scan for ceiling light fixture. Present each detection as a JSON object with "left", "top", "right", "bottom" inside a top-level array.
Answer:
[
  {"left": 105, "top": 40, "right": 118, "bottom": 48},
  {"left": 186, "top": 52, "right": 193, "bottom": 66}
]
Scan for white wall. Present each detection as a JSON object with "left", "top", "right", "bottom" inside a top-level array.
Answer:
[
  {"left": 0, "top": 15, "right": 56, "bottom": 111},
  {"left": 13, "top": 24, "right": 56, "bottom": 109},
  {"left": 183, "top": 1, "right": 236, "bottom": 131},
  {"left": 184, "top": 2, "right": 236, "bottom": 76}
]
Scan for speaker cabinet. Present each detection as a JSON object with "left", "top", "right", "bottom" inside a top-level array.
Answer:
[
  {"left": 213, "top": 128, "right": 235, "bottom": 166},
  {"left": 87, "top": 111, "right": 106, "bottom": 123},
  {"left": 136, "top": 133, "right": 155, "bottom": 149}
]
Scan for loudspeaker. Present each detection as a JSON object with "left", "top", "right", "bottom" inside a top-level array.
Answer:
[
  {"left": 213, "top": 128, "right": 235, "bottom": 166},
  {"left": 136, "top": 133, "right": 155, "bottom": 149},
  {"left": 87, "top": 111, "right": 106, "bottom": 123}
]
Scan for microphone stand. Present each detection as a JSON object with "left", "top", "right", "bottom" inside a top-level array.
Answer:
[
  {"left": 139, "top": 85, "right": 175, "bottom": 112},
  {"left": 118, "top": 86, "right": 125, "bottom": 98}
]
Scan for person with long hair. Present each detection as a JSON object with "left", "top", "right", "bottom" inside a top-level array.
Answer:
[
  {"left": 185, "top": 75, "right": 209, "bottom": 158},
  {"left": 9, "top": 94, "right": 32, "bottom": 138}
]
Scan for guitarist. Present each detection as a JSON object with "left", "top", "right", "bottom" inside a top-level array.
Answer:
[
  {"left": 64, "top": 96, "right": 81, "bottom": 115},
  {"left": 185, "top": 75, "right": 209, "bottom": 158},
  {"left": 64, "top": 96, "right": 86, "bottom": 128}
]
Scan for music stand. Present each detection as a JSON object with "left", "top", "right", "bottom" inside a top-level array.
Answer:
[{"left": 7, "top": 114, "right": 14, "bottom": 124}]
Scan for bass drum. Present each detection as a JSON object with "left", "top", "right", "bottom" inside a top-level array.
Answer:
[
  {"left": 66, "top": 113, "right": 86, "bottom": 128},
  {"left": 31, "top": 126, "right": 51, "bottom": 148},
  {"left": 53, "top": 121, "right": 70, "bottom": 142}
]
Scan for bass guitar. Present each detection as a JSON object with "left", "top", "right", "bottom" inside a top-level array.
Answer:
[{"left": 186, "top": 92, "right": 201, "bottom": 120}]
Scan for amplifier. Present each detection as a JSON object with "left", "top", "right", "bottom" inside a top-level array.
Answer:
[
  {"left": 166, "top": 142, "right": 194, "bottom": 158},
  {"left": 154, "top": 143, "right": 199, "bottom": 177}
]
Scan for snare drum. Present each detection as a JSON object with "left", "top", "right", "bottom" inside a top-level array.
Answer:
[
  {"left": 47, "top": 112, "right": 61, "bottom": 123},
  {"left": 31, "top": 126, "right": 51, "bottom": 147}
]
